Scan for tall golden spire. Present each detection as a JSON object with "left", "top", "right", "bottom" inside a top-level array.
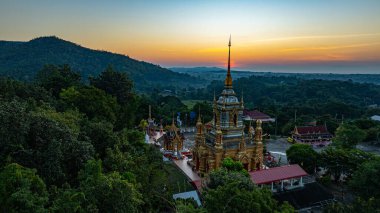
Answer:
[
  {"left": 148, "top": 105, "right": 152, "bottom": 120},
  {"left": 197, "top": 106, "right": 202, "bottom": 124},
  {"left": 224, "top": 35, "right": 233, "bottom": 89}
]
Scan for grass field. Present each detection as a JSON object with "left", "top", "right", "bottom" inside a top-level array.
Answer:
[
  {"left": 163, "top": 162, "right": 195, "bottom": 193},
  {"left": 182, "top": 99, "right": 210, "bottom": 109}
]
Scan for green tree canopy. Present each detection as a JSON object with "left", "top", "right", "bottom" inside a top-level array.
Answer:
[
  {"left": 333, "top": 123, "right": 366, "bottom": 149},
  {"left": 90, "top": 66, "right": 133, "bottom": 105},
  {"left": 78, "top": 160, "right": 142, "bottom": 212},
  {"left": 320, "top": 148, "right": 375, "bottom": 182},
  {"left": 349, "top": 158, "right": 380, "bottom": 199},
  {"left": 204, "top": 169, "right": 294, "bottom": 213},
  {"left": 286, "top": 143, "right": 319, "bottom": 173},
  {"left": 0, "top": 163, "right": 48, "bottom": 213},
  {"left": 60, "top": 86, "right": 118, "bottom": 123},
  {"left": 36, "top": 64, "right": 81, "bottom": 97}
]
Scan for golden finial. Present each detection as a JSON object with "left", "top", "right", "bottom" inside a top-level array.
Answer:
[{"left": 225, "top": 35, "right": 233, "bottom": 89}]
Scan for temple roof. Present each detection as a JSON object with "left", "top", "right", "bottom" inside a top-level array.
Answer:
[
  {"left": 243, "top": 110, "right": 273, "bottom": 121},
  {"left": 250, "top": 164, "right": 308, "bottom": 185},
  {"left": 295, "top": 125, "right": 330, "bottom": 135}
]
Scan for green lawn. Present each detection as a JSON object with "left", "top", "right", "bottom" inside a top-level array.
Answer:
[
  {"left": 182, "top": 100, "right": 210, "bottom": 109},
  {"left": 163, "top": 162, "right": 195, "bottom": 193}
]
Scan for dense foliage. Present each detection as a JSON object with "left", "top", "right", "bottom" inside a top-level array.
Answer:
[
  {"left": 203, "top": 169, "right": 294, "bottom": 213},
  {"left": 286, "top": 144, "right": 318, "bottom": 173},
  {"left": 0, "top": 66, "right": 182, "bottom": 212}
]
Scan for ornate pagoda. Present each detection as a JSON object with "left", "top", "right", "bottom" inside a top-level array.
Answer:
[
  {"left": 146, "top": 105, "right": 157, "bottom": 138},
  {"left": 163, "top": 118, "right": 184, "bottom": 158},
  {"left": 192, "top": 37, "right": 264, "bottom": 175}
]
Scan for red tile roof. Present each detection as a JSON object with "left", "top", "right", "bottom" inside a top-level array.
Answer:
[
  {"left": 243, "top": 109, "right": 271, "bottom": 119},
  {"left": 295, "top": 125, "right": 329, "bottom": 135},
  {"left": 192, "top": 180, "right": 203, "bottom": 193},
  {"left": 250, "top": 164, "right": 308, "bottom": 185}
]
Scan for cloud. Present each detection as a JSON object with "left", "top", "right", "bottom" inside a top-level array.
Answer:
[
  {"left": 250, "top": 33, "right": 380, "bottom": 43},
  {"left": 279, "top": 42, "right": 380, "bottom": 52}
]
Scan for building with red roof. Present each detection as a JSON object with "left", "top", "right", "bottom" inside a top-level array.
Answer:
[
  {"left": 291, "top": 125, "right": 332, "bottom": 146},
  {"left": 250, "top": 164, "right": 308, "bottom": 192},
  {"left": 243, "top": 109, "right": 275, "bottom": 123}
]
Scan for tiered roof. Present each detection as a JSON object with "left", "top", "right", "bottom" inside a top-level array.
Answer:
[{"left": 295, "top": 125, "right": 330, "bottom": 135}]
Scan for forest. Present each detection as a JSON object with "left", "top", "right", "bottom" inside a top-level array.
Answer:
[
  {"left": 0, "top": 65, "right": 295, "bottom": 212},
  {"left": 1, "top": 64, "right": 380, "bottom": 212},
  {"left": 174, "top": 75, "right": 380, "bottom": 142}
]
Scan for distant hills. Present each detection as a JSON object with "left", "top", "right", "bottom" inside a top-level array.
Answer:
[
  {"left": 169, "top": 67, "right": 380, "bottom": 85},
  {"left": 0, "top": 36, "right": 205, "bottom": 91}
]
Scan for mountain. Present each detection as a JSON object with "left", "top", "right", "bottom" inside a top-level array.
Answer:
[
  {"left": 169, "top": 67, "right": 225, "bottom": 73},
  {"left": 0, "top": 36, "right": 205, "bottom": 91},
  {"left": 169, "top": 67, "right": 380, "bottom": 85}
]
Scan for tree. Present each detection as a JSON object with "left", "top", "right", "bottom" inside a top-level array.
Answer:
[
  {"left": 324, "top": 198, "right": 380, "bottom": 213},
  {"left": 0, "top": 163, "right": 48, "bottom": 213},
  {"left": 82, "top": 120, "right": 119, "bottom": 159},
  {"left": 221, "top": 157, "right": 248, "bottom": 175},
  {"left": 320, "top": 148, "right": 375, "bottom": 182},
  {"left": 286, "top": 144, "right": 319, "bottom": 173},
  {"left": 333, "top": 123, "right": 366, "bottom": 149},
  {"left": 0, "top": 100, "right": 30, "bottom": 167},
  {"left": 207, "top": 168, "right": 253, "bottom": 190},
  {"left": 175, "top": 199, "right": 205, "bottom": 213},
  {"left": 36, "top": 64, "right": 81, "bottom": 97},
  {"left": 349, "top": 158, "right": 380, "bottom": 199},
  {"left": 203, "top": 169, "right": 294, "bottom": 213},
  {"left": 78, "top": 160, "right": 142, "bottom": 212},
  {"left": 1, "top": 106, "right": 94, "bottom": 186},
  {"left": 60, "top": 86, "right": 118, "bottom": 123},
  {"left": 49, "top": 184, "right": 86, "bottom": 213},
  {"left": 90, "top": 66, "right": 133, "bottom": 105}
]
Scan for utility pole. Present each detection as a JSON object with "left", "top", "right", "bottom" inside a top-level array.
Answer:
[{"left": 275, "top": 115, "right": 278, "bottom": 137}]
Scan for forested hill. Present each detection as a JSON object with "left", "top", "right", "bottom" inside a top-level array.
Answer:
[{"left": 0, "top": 36, "right": 204, "bottom": 91}]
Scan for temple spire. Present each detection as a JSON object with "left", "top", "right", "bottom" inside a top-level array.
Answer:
[
  {"left": 148, "top": 105, "right": 152, "bottom": 120},
  {"left": 225, "top": 35, "right": 233, "bottom": 89},
  {"left": 197, "top": 105, "right": 202, "bottom": 124}
]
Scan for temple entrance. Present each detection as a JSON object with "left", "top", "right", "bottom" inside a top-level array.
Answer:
[
  {"left": 241, "top": 157, "right": 249, "bottom": 171},
  {"left": 256, "top": 162, "right": 261, "bottom": 170},
  {"left": 243, "top": 163, "right": 249, "bottom": 171}
]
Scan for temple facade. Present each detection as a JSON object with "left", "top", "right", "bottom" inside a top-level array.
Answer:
[
  {"left": 291, "top": 125, "right": 332, "bottom": 146},
  {"left": 192, "top": 37, "right": 264, "bottom": 175},
  {"left": 163, "top": 119, "right": 184, "bottom": 158}
]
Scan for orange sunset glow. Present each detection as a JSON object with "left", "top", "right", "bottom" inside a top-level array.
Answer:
[{"left": 1, "top": 0, "right": 380, "bottom": 73}]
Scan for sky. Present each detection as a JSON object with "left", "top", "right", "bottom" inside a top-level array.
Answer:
[{"left": 1, "top": 0, "right": 380, "bottom": 73}]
